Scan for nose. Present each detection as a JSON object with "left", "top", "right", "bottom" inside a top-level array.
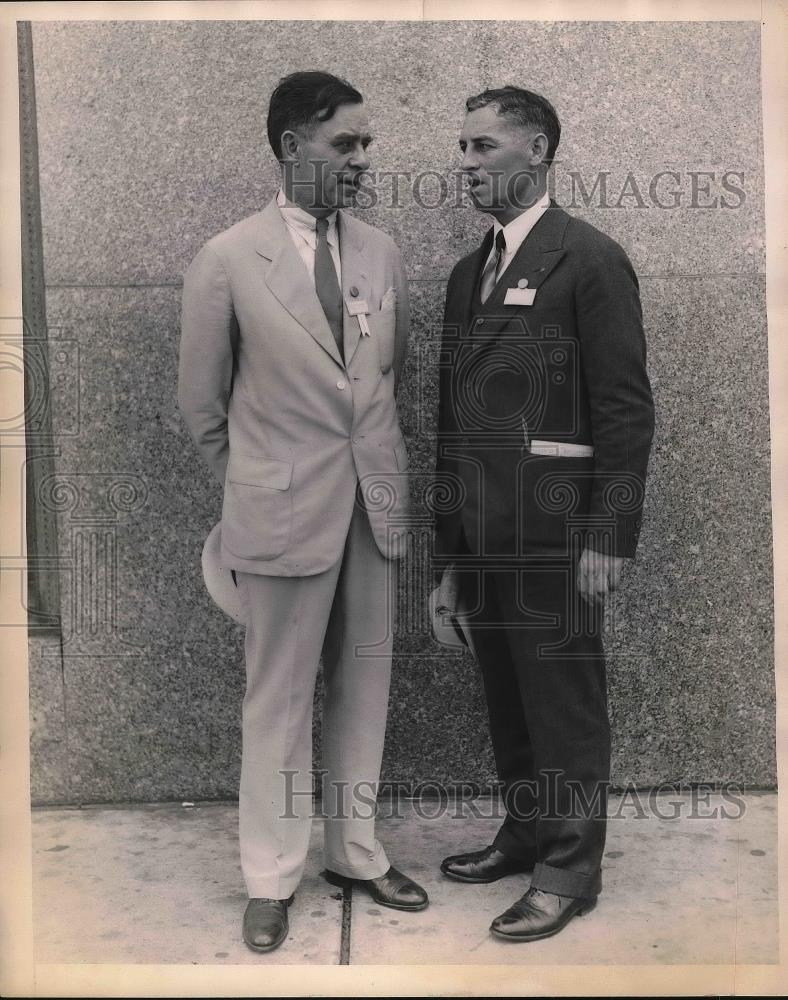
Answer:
[
  {"left": 461, "top": 148, "right": 478, "bottom": 173},
  {"left": 349, "top": 143, "right": 370, "bottom": 171}
]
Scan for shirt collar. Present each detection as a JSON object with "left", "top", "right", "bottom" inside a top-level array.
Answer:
[
  {"left": 492, "top": 191, "right": 550, "bottom": 256},
  {"left": 276, "top": 188, "right": 339, "bottom": 248}
]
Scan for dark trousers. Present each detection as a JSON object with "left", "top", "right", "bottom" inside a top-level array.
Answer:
[{"left": 461, "top": 553, "right": 609, "bottom": 899}]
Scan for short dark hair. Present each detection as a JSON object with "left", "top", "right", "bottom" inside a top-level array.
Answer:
[
  {"left": 267, "top": 71, "right": 363, "bottom": 160},
  {"left": 466, "top": 86, "right": 561, "bottom": 165}
]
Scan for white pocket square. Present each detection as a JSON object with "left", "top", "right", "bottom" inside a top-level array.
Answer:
[{"left": 504, "top": 287, "right": 537, "bottom": 306}]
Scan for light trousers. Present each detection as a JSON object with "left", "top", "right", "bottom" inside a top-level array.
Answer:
[{"left": 235, "top": 501, "right": 396, "bottom": 899}]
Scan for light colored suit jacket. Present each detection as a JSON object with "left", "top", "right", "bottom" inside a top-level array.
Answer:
[{"left": 178, "top": 197, "right": 410, "bottom": 576}]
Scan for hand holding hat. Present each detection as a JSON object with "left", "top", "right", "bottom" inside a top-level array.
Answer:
[{"left": 429, "top": 565, "right": 469, "bottom": 649}]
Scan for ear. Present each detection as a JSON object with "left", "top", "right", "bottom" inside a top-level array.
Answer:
[
  {"left": 280, "top": 129, "right": 300, "bottom": 162},
  {"left": 530, "top": 132, "right": 549, "bottom": 167}
]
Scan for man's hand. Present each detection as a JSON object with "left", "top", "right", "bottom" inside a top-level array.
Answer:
[{"left": 577, "top": 547, "right": 628, "bottom": 606}]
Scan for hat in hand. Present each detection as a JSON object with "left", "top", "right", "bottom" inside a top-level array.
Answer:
[
  {"left": 429, "top": 566, "right": 468, "bottom": 649},
  {"left": 201, "top": 523, "right": 245, "bottom": 624}
]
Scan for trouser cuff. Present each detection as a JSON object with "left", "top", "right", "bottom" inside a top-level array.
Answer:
[
  {"left": 245, "top": 878, "right": 299, "bottom": 901},
  {"left": 323, "top": 856, "right": 390, "bottom": 880},
  {"left": 530, "top": 862, "right": 601, "bottom": 899}
]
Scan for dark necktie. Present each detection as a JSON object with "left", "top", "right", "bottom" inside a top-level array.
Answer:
[
  {"left": 479, "top": 229, "right": 507, "bottom": 304},
  {"left": 314, "top": 217, "right": 344, "bottom": 360}
]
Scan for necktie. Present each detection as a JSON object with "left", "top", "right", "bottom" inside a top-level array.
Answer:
[
  {"left": 479, "top": 229, "right": 507, "bottom": 304},
  {"left": 314, "top": 217, "right": 344, "bottom": 360}
]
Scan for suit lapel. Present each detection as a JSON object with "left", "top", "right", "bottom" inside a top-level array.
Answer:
[
  {"left": 337, "top": 212, "right": 368, "bottom": 366},
  {"left": 255, "top": 199, "right": 344, "bottom": 367},
  {"left": 471, "top": 204, "right": 570, "bottom": 342},
  {"left": 454, "top": 232, "right": 493, "bottom": 332}
]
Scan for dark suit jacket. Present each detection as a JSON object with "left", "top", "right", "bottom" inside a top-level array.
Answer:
[{"left": 434, "top": 204, "right": 655, "bottom": 562}]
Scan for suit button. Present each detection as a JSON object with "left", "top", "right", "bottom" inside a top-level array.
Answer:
[{"left": 336, "top": 379, "right": 346, "bottom": 390}]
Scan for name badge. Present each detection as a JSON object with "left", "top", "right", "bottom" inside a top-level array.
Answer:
[
  {"left": 504, "top": 288, "right": 537, "bottom": 306},
  {"left": 346, "top": 297, "right": 371, "bottom": 336},
  {"left": 346, "top": 298, "right": 369, "bottom": 316}
]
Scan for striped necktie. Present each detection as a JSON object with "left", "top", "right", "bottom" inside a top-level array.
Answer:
[{"left": 479, "top": 229, "right": 507, "bottom": 304}]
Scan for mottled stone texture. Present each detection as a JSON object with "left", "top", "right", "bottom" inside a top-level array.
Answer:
[{"left": 28, "top": 20, "right": 773, "bottom": 803}]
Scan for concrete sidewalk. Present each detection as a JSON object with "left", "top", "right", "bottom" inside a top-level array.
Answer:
[{"left": 31, "top": 792, "right": 778, "bottom": 966}]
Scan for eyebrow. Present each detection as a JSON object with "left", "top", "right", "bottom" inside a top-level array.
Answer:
[
  {"left": 459, "top": 134, "right": 499, "bottom": 144},
  {"left": 332, "top": 131, "right": 373, "bottom": 143}
]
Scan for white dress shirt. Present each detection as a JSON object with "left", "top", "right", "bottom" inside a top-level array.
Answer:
[
  {"left": 483, "top": 191, "right": 551, "bottom": 282},
  {"left": 276, "top": 188, "right": 342, "bottom": 285}
]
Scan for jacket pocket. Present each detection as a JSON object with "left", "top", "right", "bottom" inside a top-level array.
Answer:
[
  {"left": 369, "top": 304, "right": 396, "bottom": 373},
  {"left": 222, "top": 453, "right": 293, "bottom": 559},
  {"left": 517, "top": 454, "right": 595, "bottom": 553},
  {"left": 227, "top": 453, "right": 293, "bottom": 490}
]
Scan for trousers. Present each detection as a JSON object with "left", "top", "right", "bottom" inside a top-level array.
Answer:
[
  {"left": 235, "top": 500, "right": 396, "bottom": 899},
  {"left": 459, "top": 554, "right": 609, "bottom": 899}
]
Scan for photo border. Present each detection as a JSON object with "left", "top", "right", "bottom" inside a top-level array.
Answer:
[{"left": 1, "top": 1, "right": 786, "bottom": 995}]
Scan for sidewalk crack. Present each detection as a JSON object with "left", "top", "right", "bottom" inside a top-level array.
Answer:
[{"left": 339, "top": 883, "right": 352, "bottom": 964}]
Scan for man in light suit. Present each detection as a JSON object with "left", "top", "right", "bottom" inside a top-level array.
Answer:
[
  {"left": 179, "top": 71, "right": 427, "bottom": 954},
  {"left": 434, "top": 87, "right": 654, "bottom": 941}
]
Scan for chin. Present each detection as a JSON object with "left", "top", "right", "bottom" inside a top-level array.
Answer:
[
  {"left": 469, "top": 189, "right": 492, "bottom": 211},
  {"left": 338, "top": 188, "right": 358, "bottom": 208}
]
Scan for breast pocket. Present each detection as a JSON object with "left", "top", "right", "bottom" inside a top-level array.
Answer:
[
  {"left": 367, "top": 304, "right": 396, "bottom": 373},
  {"left": 221, "top": 453, "right": 293, "bottom": 560}
]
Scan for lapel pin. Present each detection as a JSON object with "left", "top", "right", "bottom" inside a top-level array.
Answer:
[
  {"left": 518, "top": 278, "right": 529, "bottom": 288},
  {"left": 349, "top": 286, "right": 359, "bottom": 297}
]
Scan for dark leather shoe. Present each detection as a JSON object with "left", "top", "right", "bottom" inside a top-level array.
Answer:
[
  {"left": 490, "top": 886, "right": 597, "bottom": 942},
  {"left": 242, "top": 895, "right": 294, "bottom": 953},
  {"left": 324, "top": 866, "right": 428, "bottom": 911},
  {"left": 440, "top": 845, "right": 535, "bottom": 884}
]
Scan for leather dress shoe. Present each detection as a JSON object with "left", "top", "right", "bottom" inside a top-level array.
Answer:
[
  {"left": 242, "top": 895, "right": 294, "bottom": 953},
  {"left": 490, "top": 886, "right": 597, "bottom": 942},
  {"left": 324, "top": 866, "right": 429, "bottom": 911},
  {"left": 440, "top": 845, "right": 535, "bottom": 884}
]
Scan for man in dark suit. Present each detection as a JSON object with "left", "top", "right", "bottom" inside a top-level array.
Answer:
[{"left": 433, "top": 86, "right": 654, "bottom": 942}]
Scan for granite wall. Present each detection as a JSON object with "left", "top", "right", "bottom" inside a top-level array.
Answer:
[{"left": 26, "top": 19, "right": 774, "bottom": 804}]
